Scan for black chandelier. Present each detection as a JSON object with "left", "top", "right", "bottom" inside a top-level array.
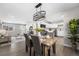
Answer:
[{"left": 33, "top": 3, "right": 46, "bottom": 21}]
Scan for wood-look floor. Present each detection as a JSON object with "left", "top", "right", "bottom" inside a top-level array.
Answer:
[{"left": 0, "top": 37, "right": 79, "bottom": 56}]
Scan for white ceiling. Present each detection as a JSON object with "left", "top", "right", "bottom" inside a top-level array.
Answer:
[{"left": 0, "top": 3, "right": 79, "bottom": 24}]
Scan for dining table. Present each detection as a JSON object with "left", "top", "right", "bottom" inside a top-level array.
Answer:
[{"left": 40, "top": 36, "right": 57, "bottom": 56}]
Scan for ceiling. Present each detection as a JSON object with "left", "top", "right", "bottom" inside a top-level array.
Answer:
[{"left": 0, "top": 3, "right": 79, "bottom": 24}]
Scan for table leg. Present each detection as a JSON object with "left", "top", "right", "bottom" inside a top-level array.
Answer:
[
  {"left": 52, "top": 43, "right": 56, "bottom": 55},
  {"left": 48, "top": 48, "right": 50, "bottom": 56},
  {"left": 41, "top": 44, "right": 43, "bottom": 55}
]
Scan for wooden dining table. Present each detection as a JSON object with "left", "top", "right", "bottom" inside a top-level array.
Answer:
[{"left": 40, "top": 37, "right": 57, "bottom": 56}]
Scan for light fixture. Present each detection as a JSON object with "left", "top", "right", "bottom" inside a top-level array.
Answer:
[
  {"left": 35, "top": 3, "right": 42, "bottom": 8},
  {"left": 33, "top": 3, "right": 46, "bottom": 21}
]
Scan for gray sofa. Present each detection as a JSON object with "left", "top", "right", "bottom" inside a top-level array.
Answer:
[{"left": 0, "top": 36, "right": 11, "bottom": 44}]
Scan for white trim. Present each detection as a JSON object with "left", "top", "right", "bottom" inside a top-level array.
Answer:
[{"left": 64, "top": 43, "right": 79, "bottom": 50}]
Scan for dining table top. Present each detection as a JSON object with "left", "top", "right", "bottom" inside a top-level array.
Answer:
[{"left": 40, "top": 37, "right": 57, "bottom": 47}]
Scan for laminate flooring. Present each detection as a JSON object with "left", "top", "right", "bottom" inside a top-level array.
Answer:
[{"left": 0, "top": 37, "right": 79, "bottom": 56}]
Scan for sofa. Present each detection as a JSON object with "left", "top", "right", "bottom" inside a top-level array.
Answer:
[
  {"left": 0, "top": 29, "right": 11, "bottom": 44},
  {"left": 0, "top": 36, "right": 11, "bottom": 44}
]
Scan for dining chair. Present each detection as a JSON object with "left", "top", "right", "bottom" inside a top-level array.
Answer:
[
  {"left": 31, "top": 35, "right": 43, "bottom": 56},
  {"left": 24, "top": 33, "right": 33, "bottom": 56}
]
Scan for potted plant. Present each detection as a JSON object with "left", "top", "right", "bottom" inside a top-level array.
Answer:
[{"left": 68, "top": 19, "right": 78, "bottom": 50}]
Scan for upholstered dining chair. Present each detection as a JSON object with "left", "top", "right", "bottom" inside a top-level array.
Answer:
[
  {"left": 31, "top": 35, "right": 43, "bottom": 56},
  {"left": 24, "top": 33, "right": 33, "bottom": 56}
]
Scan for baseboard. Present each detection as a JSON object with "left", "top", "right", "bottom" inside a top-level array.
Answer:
[
  {"left": 64, "top": 44, "right": 79, "bottom": 50},
  {"left": 0, "top": 42, "right": 11, "bottom": 47},
  {"left": 64, "top": 44, "right": 72, "bottom": 48},
  {"left": 56, "top": 36, "right": 64, "bottom": 38},
  {"left": 0, "top": 41, "right": 11, "bottom": 44}
]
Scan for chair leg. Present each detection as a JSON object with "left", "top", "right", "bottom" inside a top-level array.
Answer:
[
  {"left": 26, "top": 45, "right": 28, "bottom": 52},
  {"left": 33, "top": 50, "right": 35, "bottom": 56},
  {"left": 29, "top": 47, "right": 31, "bottom": 56}
]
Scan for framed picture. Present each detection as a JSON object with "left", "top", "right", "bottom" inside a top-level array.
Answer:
[
  {"left": 8, "top": 27, "right": 13, "bottom": 31},
  {"left": 0, "top": 23, "right": 2, "bottom": 29},
  {"left": 3, "top": 25, "right": 8, "bottom": 30},
  {"left": 3, "top": 25, "right": 13, "bottom": 31}
]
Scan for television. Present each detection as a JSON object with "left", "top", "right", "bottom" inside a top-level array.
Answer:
[{"left": 40, "top": 24, "right": 46, "bottom": 28}]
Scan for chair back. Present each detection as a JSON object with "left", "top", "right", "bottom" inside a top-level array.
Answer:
[
  {"left": 31, "top": 35, "right": 42, "bottom": 56},
  {"left": 24, "top": 34, "right": 30, "bottom": 47}
]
